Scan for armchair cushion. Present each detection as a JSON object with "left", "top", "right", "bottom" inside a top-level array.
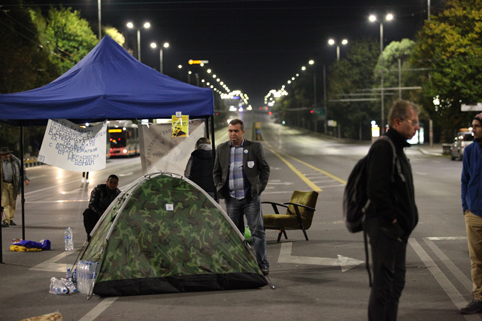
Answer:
[{"left": 263, "top": 190, "right": 318, "bottom": 230}]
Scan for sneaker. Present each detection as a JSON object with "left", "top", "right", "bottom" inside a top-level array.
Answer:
[
  {"left": 85, "top": 179, "right": 89, "bottom": 184},
  {"left": 259, "top": 265, "right": 269, "bottom": 276},
  {"left": 81, "top": 178, "right": 85, "bottom": 183},
  {"left": 461, "top": 299, "right": 482, "bottom": 314},
  {"left": 1, "top": 221, "right": 9, "bottom": 228},
  {"left": 9, "top": 220, "right": 17, "bottom": 226}
]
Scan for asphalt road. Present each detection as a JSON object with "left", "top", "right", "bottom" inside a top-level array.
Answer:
[{"left": 0, "top": 113, "right": 477, "bottom": 321}]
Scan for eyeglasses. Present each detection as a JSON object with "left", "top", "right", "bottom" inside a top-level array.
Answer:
[{"left": 401, "top": 118, "right": 419, "bottom": 127}]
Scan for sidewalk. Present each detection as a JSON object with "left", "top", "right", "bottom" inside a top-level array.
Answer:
[{"left": 413, "top": 143, "right": 447, "bottom": 156}]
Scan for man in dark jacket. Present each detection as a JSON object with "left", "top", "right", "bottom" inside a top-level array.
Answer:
[
  {"left": 184, "top": 137, "right": 216, "bottom": 198},
  {"left": 83, "top": 174, "right": 120, "bottom": 240},
  {"left": 365, "top": 100, "right": 420, "bottom": 321},
  {"left": 213, "top": 119, "right": 270, "bottom": 275}
]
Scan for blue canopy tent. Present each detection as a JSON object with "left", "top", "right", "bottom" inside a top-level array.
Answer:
[
  {"left": 0, "top": 36, "right": 214, "bottom": 125},
  {"left": 0, "top": 36, "right": 215, "bottom": 250}
]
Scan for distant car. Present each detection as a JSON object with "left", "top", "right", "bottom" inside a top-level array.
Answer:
[{"left": 451, "top": 132, "right": 474, "bottom": 161}]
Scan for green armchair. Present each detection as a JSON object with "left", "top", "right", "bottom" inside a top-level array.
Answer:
[{"left": 262, "top": 190, "right": 319, "bottom": 243}]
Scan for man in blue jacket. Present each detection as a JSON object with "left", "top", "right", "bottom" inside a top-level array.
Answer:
[
  {"left": 461, "top": 113, "right": 482, "bottom": 314},
  {"left": 365, "top": 100, "right": 420, "bottom": 321},
  {"left": 213, "top": 119, "right": 270, "bottom": 275}
]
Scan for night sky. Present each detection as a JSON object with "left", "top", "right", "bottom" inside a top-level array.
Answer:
[{"left": 32, "top": 0, "right": 445, "bottom": 107}]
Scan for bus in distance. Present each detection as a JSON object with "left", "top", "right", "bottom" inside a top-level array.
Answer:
[{"left": 107, "top": 120, "right": 139, "bottom": 157}]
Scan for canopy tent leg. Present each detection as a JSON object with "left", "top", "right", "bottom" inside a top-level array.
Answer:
[
  {"left": 20, "top": 124, "right": 26, "bottom": 241},
  {"left": 207, "top": 115, "right": 218, "bottom": 202}
]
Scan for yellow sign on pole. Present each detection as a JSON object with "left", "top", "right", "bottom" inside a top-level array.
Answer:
[
  {"left": 172, "top": 115, "right": 189, "bottom": 137},
  {"left": 255, "top": 122, "right": 262, "bottom": 129}
]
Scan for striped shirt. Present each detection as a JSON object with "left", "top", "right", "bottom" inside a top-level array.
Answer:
[
  {"left": 2, "top": 159, "right": 13, "bottom": 183},
  {"left": 228, "top": 140, "right": 250, "bottom": 199}
]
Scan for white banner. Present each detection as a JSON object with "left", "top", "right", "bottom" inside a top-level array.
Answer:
[
  {"left": 38, "top": 119, "right": 107, "bottom": 172},
  {"left": 139, "top": 120, "right": 205, "bottom": 175}
]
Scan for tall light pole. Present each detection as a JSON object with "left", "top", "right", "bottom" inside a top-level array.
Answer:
[
  {"left": 369, "top": 13, "right": 393, "bottom": 133},
  {"left": 127, "top": 22, "right": 150, "bottom": 63},
  {"left": 97, "top": 0, "right": 101, "bottom": 40},
  {"left": 328, "top": 39, "right": 348, "bottom": 61},
  {"left": 150, "top": 42, "right": 169, "bottom": 73}
]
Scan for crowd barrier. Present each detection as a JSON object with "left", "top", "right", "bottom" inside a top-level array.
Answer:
[{"left": 24, "top": 157, "right": 44, "bottom": 168}]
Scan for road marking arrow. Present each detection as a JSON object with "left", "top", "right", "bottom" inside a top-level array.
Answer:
[
  {"left": 278, "top": 242, "right": 364, "bottom": 272},
  {"left": 30, "top": 251, "right": 76, "bottom": 272}
]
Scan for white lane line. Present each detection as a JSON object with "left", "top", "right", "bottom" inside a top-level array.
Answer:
[
  {"left": 278, "top": 242, "right": 363, "bottom": 271},
  {"left": 427, "top": 236, "right": 467, "bottom": 240},
  {"left": 409, "top": 238, "right": 480, "bottom": 319},
  {"left": 316, "top": 184, "right": 345, "bottom": 188},
  {"left": 30, "top": 251, "right": 76, "bottom": 272},
  {"left": 423, "top": 238, "right": 472, "bottom": 292},
  {"left": 78, "top": 297, "right": 119, "bottom": 321},
  {"left": 263, "top": 191, "right": 295, "bottom": 195},
  {"left": 25, "top": 200, "right": 88, "bottom": 203}
]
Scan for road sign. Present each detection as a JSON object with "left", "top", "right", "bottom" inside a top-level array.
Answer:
[
  {"left": 188, "top": 60, "right": 209, "bottom": 65},
  {"left": 462, "top": 103, "right": 482, "bottom": 111}
]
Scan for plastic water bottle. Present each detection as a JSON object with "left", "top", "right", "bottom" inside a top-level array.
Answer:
[
  {"left": 86, "top": 262, "right": 93, "bottom": 293},
  {"left": 64, "top": 227, "right": 74, "bottom": 251},
  {"left": 77, "top": 261, "right": 84, "bottom": 293},
  {"left": 66, "top": 268, "right": 72, "bottom": 281},
  {"left": 53, "top": 286, "right": 67, "bottom": 295},
  {"left": 72, "top": 268, "right": 77, "bottom": 286}
]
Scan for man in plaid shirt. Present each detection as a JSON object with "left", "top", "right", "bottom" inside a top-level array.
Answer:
[{"left": 213, "top": 119, "right": 270, "bottom": 275}]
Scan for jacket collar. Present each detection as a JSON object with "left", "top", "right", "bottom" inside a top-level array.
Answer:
[{"left": 385, "top": 127, "right": 411, "bottom": 150}]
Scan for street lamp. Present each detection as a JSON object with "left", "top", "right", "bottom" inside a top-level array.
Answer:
[
  {"left": 150, "top": 42, "right": 169, "bottom": 73},
  {"left": 369, "top": 13, "right": 393, "bottom": 133},
  {"left": 127, "top": 22, "right": 150, "bottom": 62},
  {"left": 328, "top": 39, "right": 348, "bottom": 61}
]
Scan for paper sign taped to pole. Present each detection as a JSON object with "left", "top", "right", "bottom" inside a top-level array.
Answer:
[
  {"left": 172, "top": 115, "right": 189, "bottom": 137},
  {"left": 38, "top": 119, "right": 107, "bottom": 172},
  {"left": 139, "top": 120, "right": 205, "bottom": 175}
]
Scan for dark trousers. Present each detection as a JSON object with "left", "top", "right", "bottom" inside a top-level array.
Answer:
[
  {"left": 83, "top": 208, "right": 100, "bottom": 240},
  {"left": 365, "top": 217, "right": 408, "bottom": 321}
]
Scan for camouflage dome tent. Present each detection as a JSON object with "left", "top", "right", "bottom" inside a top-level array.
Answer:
[{"left": 77, "top": 172, "right": 268, "bottom": 296}]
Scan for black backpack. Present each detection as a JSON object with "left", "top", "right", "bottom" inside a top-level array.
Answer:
[
  {"left": 342, "top": 135, "right": 406, "bottom": 287},
  {"left": 343, "top": 135, "right": 405, "bottom": 233}
]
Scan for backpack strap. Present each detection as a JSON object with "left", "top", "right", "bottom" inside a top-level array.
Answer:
[{"left": 379, "top": 136, "right": 406, "bottom": 183}]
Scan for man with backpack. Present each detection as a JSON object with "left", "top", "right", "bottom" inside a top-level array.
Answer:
[{"left": 364, "top": 100, "right": 420, "bottom": 321}]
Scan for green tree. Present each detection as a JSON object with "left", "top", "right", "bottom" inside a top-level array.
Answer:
[
  {"left": 411, "top": 0, "right": 482, "bottom": 141},
  {"left": 327, "top": 39, "right": 380, "bottom": 139},
  {"left": 104, "top": 26, "right": 125, "bottom": 46},
  {"left": 38, "top": 6, "right": 99, "bottom": 73},
  {"left": 0, "top": 0, "right": 59, "bottom": 94},
  {"left": 376, "top": 39, "right": 422, "bottom": 106}
]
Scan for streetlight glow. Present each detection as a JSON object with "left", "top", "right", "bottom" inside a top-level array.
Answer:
[
  {"left": 301, "top": 66, "right": 306, "bottom": 71},
  {"left": 150, "top": 42, "right": 157, "bottom": 48},
  {"left": 369, "top": 15, "right": 376, "bottom": 22},
  {"left": 329, "top": 38, "right": 348, "bottom": 60},
  {"left": 386, "top": 13, "right": 394, "bottom": 21},
  {"left": 126, "top": 21, "right": 151, "bottom": 62},
  {"left": 163, "top": 42, "right": 169, "bottom": 48},
  {"left": 178, "top": 65, "right": 182, "bottom": 69},
  {"left": 309, "top": 60, "right": 314, "bottom": 65}
]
